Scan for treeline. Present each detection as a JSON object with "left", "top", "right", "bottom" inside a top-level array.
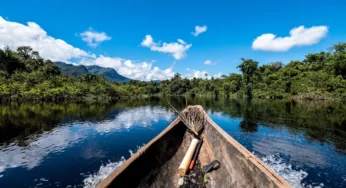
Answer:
[
  {"left": 126, "top": 43, "right": 346, "bottom": 100},
  {"left": 1, "top": 43, "right": 346, "bottom": 102},
  {"left": 0, "top": 46, "right": 129, "bottom": 102}
]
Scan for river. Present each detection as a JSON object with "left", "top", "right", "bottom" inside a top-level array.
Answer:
[{"left": 0, "top": 97, "right": 345, "bottom": 187}]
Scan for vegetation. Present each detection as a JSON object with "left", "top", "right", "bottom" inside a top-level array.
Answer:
[
  {"left": 0, "top": 46, "right": 129, "bottom": 102},
  {"left": 1, "top": 43, "right": 346, "bottom": 102},
  {"left": 133, "top": 43, "right": 346, "bottom": 100}
]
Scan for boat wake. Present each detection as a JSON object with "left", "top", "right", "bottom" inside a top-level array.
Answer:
[
  {"left": 261, "top": 154, "right": 323, "bottom": 188},
  {"left": 83, "top": 148, "right": 324, "bottom": 188},
  {"left": 83, "top": 146, "right": 142, "bottom": 188}
]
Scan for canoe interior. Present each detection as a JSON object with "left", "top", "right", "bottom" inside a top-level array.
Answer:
[
  {"left": 98, "top": 106, "right": 291, "bottom": 188},
  {"left": 100, "top": 121, "right": 192, "bottom": 187}
]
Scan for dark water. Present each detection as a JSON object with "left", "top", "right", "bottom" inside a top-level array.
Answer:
[{"left": 0, "top": 97, "right": 345, "bottom": 188}]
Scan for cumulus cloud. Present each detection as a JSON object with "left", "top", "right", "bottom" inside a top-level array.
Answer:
[
  {"left": 80, "top": 56, "right": 175, "bottom": 81},
  {"left": 192, "top": 25, "right": 207, "bottom": 36},
  {"left": 204, "top": 60, "right": 216, "bottom": 65},
  {"left": 185, "top": 68, "right": 222, "bottom": 79},
  {"left": 252, "top": 26, "right": 328, "bottom": 52},
  {"left": 80, "top": 28, "right": 111, "bottom": 47},
  {"left": 141, "top": 35, "right": 192, "bottom": 60},
  {"left": 116, "top": 60, "right": 175, "bottom": 81},
  {"left": 0, "top": 16, "right": 89, "bottom": 62},
  {"left": 140, "top": 35, "right": 154, "bottom": 47},
  {"left": 0, "top": 16, "right": 174, "bottom": 81}
]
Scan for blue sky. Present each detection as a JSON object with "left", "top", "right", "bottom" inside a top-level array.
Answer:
[{"left": 0, "top": 0, "right": 345, "bottom": 80}]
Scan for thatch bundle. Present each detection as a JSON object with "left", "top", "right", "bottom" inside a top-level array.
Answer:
[
  {"left": 167, "top": 105, "right": 206, "bottom": 177},
  {"left": 168, "top": 102, "right": 206, "bottom": 136},
  {"left": 178, "top": 106, "right": 205, "bottom": 136}
]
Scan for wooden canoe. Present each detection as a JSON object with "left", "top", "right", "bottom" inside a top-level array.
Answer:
[{"left": 97, "top": 105, "right": 291, "bottom": 188}]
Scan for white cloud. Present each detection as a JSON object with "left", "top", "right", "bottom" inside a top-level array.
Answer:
[
  {"left": 0, "top": 16, "right": 174, "bottom": 81},
  {"left": 204, "top": 60, "right": 212, "bottom": 65},
  {"left": 177, "top": 39, "right": 186, "bottom": 44},
  {"left": 192, "top": 25, "right": 207, "bottom": 36},
  {"left": 141, "top": 35, "right": 154, "bottom": 47},
  {"left": 252, "top": 26, "right": 328, "bottom": 52},
  {"left": 185, "top": 69, "right": 222, "bottom": 79},
  {"left": 80, "top": 57, "right": 175, "bottom": 81},
  {"left": 80, "top": 55, "right": 122, "bottom": 68},
  {"left": 141, "top": 35, "right": 192, "bottom": 60},
  {"left": 0, "top": 16, "right": 89, "bottom": 62},
  {"left": 204, "top": 60, "right": 216, "bottom": 65},
  {"left": 214, "top": 73, "right": 223, "bottom": 78},
  {"left": 80, "top": 28, "right": 111, "bottom": 47}
]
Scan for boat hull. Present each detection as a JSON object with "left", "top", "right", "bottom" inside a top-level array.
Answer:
[{"left": 97, "top": 105, "right": 291, "bottom": 188}]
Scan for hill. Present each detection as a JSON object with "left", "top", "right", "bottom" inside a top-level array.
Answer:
[
  {"left": 85, "top": 65, "right": 130, "bottom": 82},
  {"left": 54, "top": 62, "right": 130, "bottom": 83},
  {"left": 55, "top": 62, "right": 88, "bottom": 77}
]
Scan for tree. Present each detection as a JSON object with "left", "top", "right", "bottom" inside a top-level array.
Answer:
[
  {"left": 171, "top": 73, "right": 182, "bottom": 81},
  {"left": 303, "top": 52, "right": 329, "bottom": 71},
  {"left": 237, "top": 58, "right": 258, "bottom": 99},
  {"left": 224, "top": 83, "right": 231, "bottom": 96},
  {"left": 17, "top": 46, "right": 33, "bottom": 59},
  {"left": 228, "top": 73, "right": 242, "bottom": 93},
  {"left": 329, "top": 43, "right": 346, "bottom": 78}
]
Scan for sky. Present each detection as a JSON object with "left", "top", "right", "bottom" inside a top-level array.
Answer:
[{"left": 0, "top": 0, "right": 345, "bottom": 81}]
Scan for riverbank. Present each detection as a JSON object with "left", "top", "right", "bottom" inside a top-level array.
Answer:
[
  {"left": 1, "top": 91, "right": 345, "bottom": 104},
  {"left": 2, "top": 43, "right": 346, "bottom": 103}
]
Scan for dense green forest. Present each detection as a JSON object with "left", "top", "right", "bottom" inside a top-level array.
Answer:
[
  {"left": 0, "top": 46, "right": 129, "bottom": 102},
  {"left": 1, "top": 43, "right": 346, "bottom": 102},
  {"left": 123, "top": 43, "right": 346, "bottom": 100}
]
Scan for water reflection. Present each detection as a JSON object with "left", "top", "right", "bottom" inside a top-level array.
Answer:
[
  {"left": 202, "top": 98, "right": 346, "bottom": 188},
  {"left": 0, "top": 124, "right": 88, "bottom": 173},
  {"left": 94, "top": 106, "right": 174, "bottom": 133},
  {"left": 0, "top": 103, "right": 174, "bottom": 187},
  {"left": 0, "top": 103, "right": 115, "bottom": 145},
  {"left": 239, "top": 120, "right": 258, "bottom": 133},
  {"left": 0, "top": 97, "right": 345, "bottom": 188},
  {"left": 185, "top": 97, "right": 346, "bottom": 155}
]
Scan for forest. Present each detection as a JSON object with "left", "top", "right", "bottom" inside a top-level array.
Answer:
[
  {"left": 1, "top": 43, "right": 346, "bottom": 102},
  {"left": 0, "top": 46, "right": 128, "bottom": 102},
  {"left": 119, "top": 42, "right": 346, "bottom": 100}
]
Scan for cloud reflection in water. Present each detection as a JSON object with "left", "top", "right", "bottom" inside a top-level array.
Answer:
[{"left": 0, "top": 106, "right": 174, "bottom": 174}]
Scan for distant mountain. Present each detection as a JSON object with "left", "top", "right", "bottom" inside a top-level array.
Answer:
[
  {"left": 55, "top": 62, "right": 88, "bottom": 77},
  {"left": 85, "top": 65, "right": 130, "bottom": 82},
  {"left": 54, "top": 62, "right": 130, "bottom": 83}
]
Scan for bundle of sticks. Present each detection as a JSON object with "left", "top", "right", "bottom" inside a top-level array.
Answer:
[
  {"left": 178, "top": 106, "right": 206, "bottom": 136},
  {"left": 172, "top": 106, "right": 206, "bottom": 176}
]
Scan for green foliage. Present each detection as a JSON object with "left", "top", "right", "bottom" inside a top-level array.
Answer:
[
  {"left": 1, "top": 42, "right": 346, "bottom": 102},
  {"left": 237, "top": 58, "right": 259, "bottom": 99},
  {"left": 128, "top": 43, "right": 346, "bottom": 101},
  {"left": 0, "top": 47, "right": 128, "bottom": 102}
]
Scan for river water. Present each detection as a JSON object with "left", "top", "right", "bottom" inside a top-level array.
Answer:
[{"left": 0, "top": 97, "right": 345, "bottom": 187}]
